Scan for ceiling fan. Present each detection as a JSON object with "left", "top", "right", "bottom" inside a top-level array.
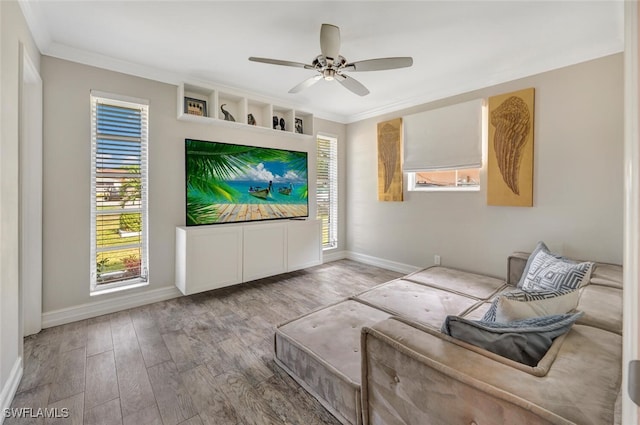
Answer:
[{"left": 249, "top": 24, "right": 413, "bottom": 96}]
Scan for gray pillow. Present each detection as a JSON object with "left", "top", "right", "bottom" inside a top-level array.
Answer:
[{"left": 441, "top": 312, "right": 584, "bottom": 366}]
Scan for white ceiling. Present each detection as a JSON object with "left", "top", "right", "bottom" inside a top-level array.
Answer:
[{"left": 20, "top": 1, "right": 624, "bottom": 123}]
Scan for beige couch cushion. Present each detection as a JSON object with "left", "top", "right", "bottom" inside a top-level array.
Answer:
[
  {"left": 362, "top": 318, "right": 621, "bottom": 425},
  {"left": 590, "top": 263, "right": 623, "bottom": 289},
  {"left": 405, "top": 266, "right": 506, "bottom": 299},
  {"left": 275, "top": 300, "right": 390, "bottom": 425},
  {"left": 577, "top": 284, "right": 623, "bottom": 334},
  {"left": 353, "top": 279, "right": 478, "bottom": 329}
]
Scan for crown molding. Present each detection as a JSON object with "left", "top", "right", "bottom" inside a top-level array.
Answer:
[
  {"left": 344, "top": 41, "right": 624, "bottom": 124},
  {"left": 18, "top": 0, "right": 52, "bottom": 51}
]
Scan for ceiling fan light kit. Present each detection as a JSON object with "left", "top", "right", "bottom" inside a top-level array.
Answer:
[{"left": 249, "top": 23, "right": 413, "bottom": 96}]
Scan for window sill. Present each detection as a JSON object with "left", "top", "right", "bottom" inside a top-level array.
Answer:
[
  {"left": 409, "top": 186, "right": 480, "bottom": 192},
  {"left": 90, "top": 279, "right": 148, "bottom": 296}
]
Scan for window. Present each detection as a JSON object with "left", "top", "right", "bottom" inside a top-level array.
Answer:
[
  {"left": 90, "top": 91, "right": 149, "bottom": 294},
  {"left": 317, "top": 136, "right": 338, "bottom": 249},
  {"left": 403, "top": 99, "right": 484, "bottom": 192},
  {"left": 409, "top": 168, "right": 481, "bottom": 191}
]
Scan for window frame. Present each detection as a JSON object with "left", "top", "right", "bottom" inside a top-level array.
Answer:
[
  {"left": 407, "top": 168, "right": 481, "bottom": 192},
  {"left": 90, "top": 91, "right": 149, "bottom": 295},
  {"left": 317, "top": 135, "right": 338, "bottom": 250}
]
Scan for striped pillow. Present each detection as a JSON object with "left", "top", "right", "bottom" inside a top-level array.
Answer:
[{"left": 483, "top": 288, "right": 580, "bottom": 323}]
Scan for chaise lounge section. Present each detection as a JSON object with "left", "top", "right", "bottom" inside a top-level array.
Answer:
[{"left": 274, "top": 252, "right": 622, "bottom": 425}]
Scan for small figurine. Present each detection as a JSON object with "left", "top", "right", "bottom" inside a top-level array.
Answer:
[
  {"left": 220, "top": 104, "right": 235, "bottom": 122},
  {"left": 273, "top": 116, "right": 279, "bottom": 129},
  {"left": 248, "top": 113, "right": 256, "bottom": 126},
  {"left": 279, "top": 117, "right": 285, "bottom": 131}
]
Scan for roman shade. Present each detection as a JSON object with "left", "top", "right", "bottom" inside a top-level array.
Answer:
[{"left": 403, "top": 98, "right": 483, "bottom": 172}]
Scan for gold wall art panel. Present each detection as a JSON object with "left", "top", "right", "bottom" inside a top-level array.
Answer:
[
  {"left": 377, "top": 118, "right": 403, "bottom": 202},
  {"left": 487, "top": 88, "right": 535, "bottom": 206}
]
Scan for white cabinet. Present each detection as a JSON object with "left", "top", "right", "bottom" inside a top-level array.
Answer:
[
  {"left": 175, "top": 219, "right": 321, "bottom": 295},
  {"left": 288, "top": 219, "right": 322, "bottom": 271},
  {"left": 177, "top": 82, "right": 315, "bottom": 137},
  {"left": 175, "top": 226, "right": 243, "bottom": 295},
  {"left": 243, "top": 222, "right": 287, "bottom": 281}
]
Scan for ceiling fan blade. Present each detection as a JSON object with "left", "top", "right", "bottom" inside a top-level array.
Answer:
[
  {"left": 335, "top": 74, "right": 369, "bottom": 96},
  {"left": 344, "top": 57, "right": 413, "bottom": 72},
  {"left": 289, "top": 75, "right": 323, "bottom": 93},
  {"left": 320, "top": 24, "right": 340, "bottom": 60},
  {"left": 249, "top": 57, "right": 315, "bottom": 70}
]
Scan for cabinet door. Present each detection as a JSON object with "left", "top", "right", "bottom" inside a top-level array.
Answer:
[
  {"left": 287, "top": 219, "right": 322, "bottom": 271},
  {"left": 243, "top": 222, "right": 287, "bottom": 281},
  {"left": 177, "top": 226, "right": 243, "bottom": 295}
]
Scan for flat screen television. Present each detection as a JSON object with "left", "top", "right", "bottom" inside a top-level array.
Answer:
[{"left": 185, "top": 139, "right": 309, "bottom": 226}]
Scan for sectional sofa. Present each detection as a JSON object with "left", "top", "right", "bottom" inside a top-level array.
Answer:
[{"left": 274, "top": 252, "right": 622, "bottom": 425}]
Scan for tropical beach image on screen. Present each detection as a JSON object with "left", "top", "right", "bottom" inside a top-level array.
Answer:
[{"left": 185, "top": 139, "right": 309, "bottom": 225}]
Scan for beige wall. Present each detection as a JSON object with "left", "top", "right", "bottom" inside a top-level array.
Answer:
[
  {"left": 0, "top": 0, "right": 41, "bottom": 410},
  {"left": 41, "top": 56, "right": 346, "bottom": 314},
  {"left": 345, "top": 54, "right": 624, "bottom": 277}
]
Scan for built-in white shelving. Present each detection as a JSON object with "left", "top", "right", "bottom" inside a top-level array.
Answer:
[{"left": 177, "top": 82, "right": 315, "bottom": 137}]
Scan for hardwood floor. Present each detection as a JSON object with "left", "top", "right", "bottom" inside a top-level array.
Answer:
[{"left": 8, "top": 260, "right": 402, "bottom": 425}]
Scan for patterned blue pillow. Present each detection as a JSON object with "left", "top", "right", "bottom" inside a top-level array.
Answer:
[{"left": 522, "top": 251, "right": 593, "bottom": 292}]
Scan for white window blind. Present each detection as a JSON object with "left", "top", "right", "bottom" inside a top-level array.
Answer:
[
  {"left": 403, "top": 98, "right": 483, "bottom": 172},
  {"left": 90, "top": 92, "right": 149, "bottom": 293},
  {"left": 317, "top": 136, "right": 338, "bottom": 249}
]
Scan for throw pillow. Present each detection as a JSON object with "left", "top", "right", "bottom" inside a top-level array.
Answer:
[
  {"left": 493, "top": 289, "right": 580, "bottom": 322},
  {"left": 518, "top": 242, "right": 593, "bottom": 291},
  {"left": 441, "top": 312, "right": 584, "bottom": 366}
]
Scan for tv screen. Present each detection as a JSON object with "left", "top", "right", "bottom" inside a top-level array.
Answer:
[{"left": 185, "top": 139, "right": 309, "bottom": 226}]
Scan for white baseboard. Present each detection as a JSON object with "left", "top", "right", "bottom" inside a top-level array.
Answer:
[
  {"left": 42, "top": 253, "right": 415, "bottom": 329},
  {"left": 345, "top": 251, "right": 421, "bottom": 275},
  {"left": 0, "top": 356, "right": 23, "bottom": 425},
  {"left": 42, "top": 286, "right": 182, "bottom": 328},
  {"left": 322, "top": 249, "right": 348, "bottom": 263}
]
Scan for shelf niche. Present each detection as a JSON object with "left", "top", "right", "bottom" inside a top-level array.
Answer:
[{"left": 177, "top": 82, "right": 315, "bottom": 137}]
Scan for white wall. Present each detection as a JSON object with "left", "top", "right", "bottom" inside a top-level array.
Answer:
[
  {"left": 0, "top": 0, "right": 41, "bottom": 415},
  {"left": 345, "top": 54, "right": 624, "bottom": 278},
  {"left": 41, "top": 56, "right": 346, "bottom": 317}
]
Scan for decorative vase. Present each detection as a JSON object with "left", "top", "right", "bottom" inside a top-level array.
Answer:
[
  {"left": 280, "top": 118, "right": 285, "bottom": 131},
  {"left": 273, "top": 116, "right": 278, "bottom": 129},
  {"left": 248, "top": 113, "right": 256, "bottom": 126}
]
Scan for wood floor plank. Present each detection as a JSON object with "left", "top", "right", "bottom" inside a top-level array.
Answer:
[
  {"left": 86, "top": 321, "right": 112, "bottom": 357},
  {"left": 84, "top": 398, "right": 122, "bottom": 425},
  {"left": 6, "top": 384, "right": 51, "bottom": 425},
  {"left": 133, "top": 325, "right": 172, "bottom": 368},
  {"left": 214, "top": 372, "right": 282, "bottom": 425},
  {"left": 206, "top": 336, "right": 273, "bottom": 387},
  {"left": 122, "top": 403, "right": 162, "bottom": 425},
  {"left": 46, "top": 392, "right": 84, "bottom": 425},
  {"left": 84, "top": 351, "right": 119, "bottom": 410},
  {"left": 161, "top": 331, "right": 199, "bottom": 373},
  {"left": 15, "top": 260, "right": 403, "bottom": 425},
  {"left": 147, "top": 361, "right": 197, "bottom": 425},
  {"left": 18, "top": 339, "right": 59, "bottom": 393},
  {"left": 180, "top": 365, "right": 239, "bottom": 425},
  {"left": 50, "top": 347, "right": 86, "bottom": 403},
  {"left": 176, "top": 415, "right": 203, "bottom": 425},
  {"left": 111, "top": 323, "right": 156, "bottom": 418},
  {"left": 56, "top": 321, "right": 88, "bottom": 354}
]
